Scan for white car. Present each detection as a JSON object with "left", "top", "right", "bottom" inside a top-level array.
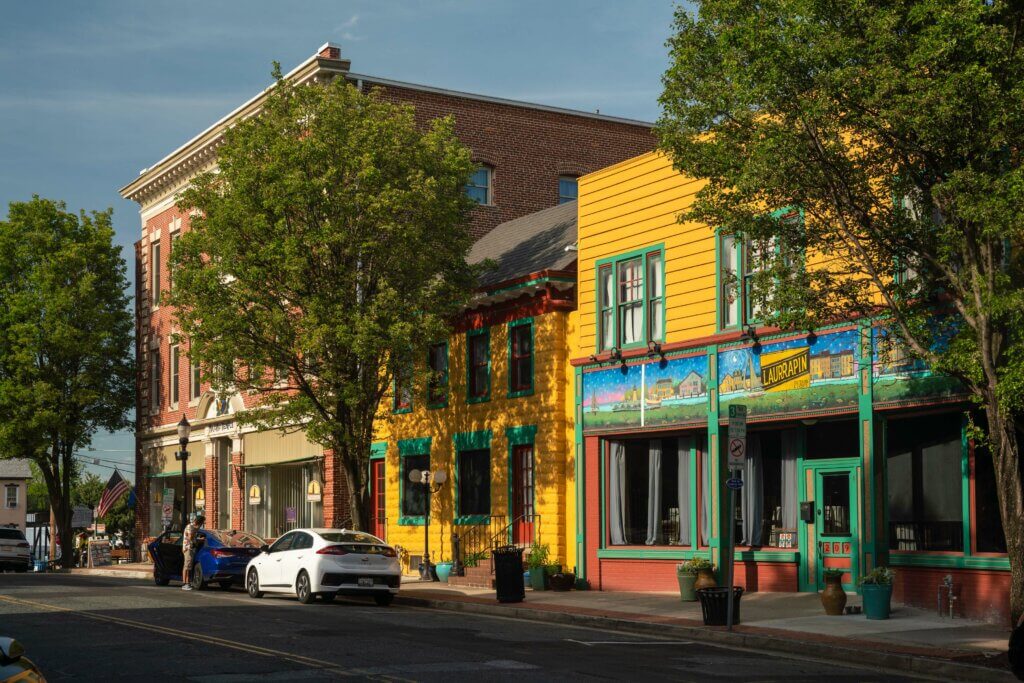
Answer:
[
  {"left": 245, "top": 528, "right": 400, "bottom": 606},
  {"left": 0, "top": 528, "right": 30, "bottom": 572}
]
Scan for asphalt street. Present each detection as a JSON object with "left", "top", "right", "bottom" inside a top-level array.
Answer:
[{"left": 0, "top": 573, "right": 921, "bottom": 682}]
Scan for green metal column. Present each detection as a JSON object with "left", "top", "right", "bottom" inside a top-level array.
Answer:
[
  {"left": 858, "top": 322, "right": 887, "bottom": 575},
  {"left": 708, "top": 345, "right": 727, "bottom": 578}
]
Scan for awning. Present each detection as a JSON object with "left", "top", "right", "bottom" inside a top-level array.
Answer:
[
  {"left": 144, "top": 443, "right": 198, "bottom": 477},
  {"left": 148, "top": 468, "right": 204, "bottom": 479},
  {"left": 242, "top": 429, "right": 324, "bottom": 466}
]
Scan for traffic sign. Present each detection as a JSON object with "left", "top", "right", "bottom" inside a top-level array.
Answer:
[
  {"left": 727, "top": 404, "right": 748, "bottom": 468},
  {"left": 726, "top": 478, "right": 744, "bottom": 490}
]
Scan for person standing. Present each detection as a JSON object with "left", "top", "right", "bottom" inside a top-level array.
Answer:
[{"left": 181, "top": 512, "right": 203, "bottom": 590}]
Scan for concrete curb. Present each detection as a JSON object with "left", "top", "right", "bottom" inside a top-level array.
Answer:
[
  {"left": 70, "top": 567, "right": 152, "bottom": 581},
  {"left": 394, "top": 593, "right": 1014, "bottom": 683}
]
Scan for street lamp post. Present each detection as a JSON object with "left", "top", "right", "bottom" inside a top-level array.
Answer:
[
  {"left": 175, "top": 416, "right": 191, "bottom": 529},
  {"left": 408, "top": 468, "right": 447, "bottom": 580}
]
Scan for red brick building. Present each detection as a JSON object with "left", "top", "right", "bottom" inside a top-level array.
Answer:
[{"left": 120, "top": 44, "right": 653, "bottom": 548}]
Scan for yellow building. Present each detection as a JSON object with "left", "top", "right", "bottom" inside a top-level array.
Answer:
[{"left": 374, "top": 203, "right": 578, "bottom": 575}]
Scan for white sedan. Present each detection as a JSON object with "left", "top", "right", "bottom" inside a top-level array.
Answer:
[{"left": 245, "top": 528, "right": 401, "bottom": 606}]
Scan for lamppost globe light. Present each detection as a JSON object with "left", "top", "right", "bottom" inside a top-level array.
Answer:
[
  {"left": 408, "top": 469, "right": 422, "bottom": 484},
  {"left": 432, "top": 470, "right": 447, "bottom": 484},
  {"left": 177, "top": 415, "right": 191, "bottom": 447}
]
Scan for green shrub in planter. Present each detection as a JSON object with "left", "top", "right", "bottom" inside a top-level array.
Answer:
[
  {"left": 676, "top": 558, "right": 711, "bottom": 602},
  {"left": 526, "top": 542, "right": 551, "bottom": 591},
  {"left": 859, "top": 567, "right": 894, "bottom": 620}
]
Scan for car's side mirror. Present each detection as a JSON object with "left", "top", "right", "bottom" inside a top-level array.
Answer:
[
  {"left": 0, "top": 637, "right": 25, "bottom": 665},
  {"left": 260, "top": 544, "right": 270, "bottom": 554}
]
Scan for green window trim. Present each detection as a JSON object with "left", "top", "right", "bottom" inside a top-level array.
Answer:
[
  {"left": 505, "top": 425, "right": 538, "bottom": 447},
  {"left": 426, "top": 341, "right": 449, "bottom": 409},
  {"left": 453, "top": 433, "right": 492, "bottom": 523},
  {"left": 594, "top": 243, "right": 665, "bottom": 353},
  {"left": 506, "top": 425, "right": 538, "bottom": 529},
  {"left": 466, "top": 327, "right": 491, "bottom": 404},
  {"left": 453, "top": 429, "right": 492, "bottom": 452},
  {"left": 369, "top": 441, "right": 387, "bottom": 459},
  {"left": 391, "top": 368, "right": 413, "bottom": 414},
  {"left": 454, "top": 514, "right": 491, "bottom": 526},
  {"left": 398, "top": 437, "right": 431, "bottom": 525},
  {"left": 507, "top": 317, "right": 535, "bottom": 399}
]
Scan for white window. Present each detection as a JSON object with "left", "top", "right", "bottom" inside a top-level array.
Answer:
[
  {"left": 151, "top": 242, "right": 161, "bottom": 307},
  {"left": 170, "top": 344, "right": 180, "bottom": 408},
  {"left": 149, "top": 352, "right": 161, "bottom": 413},
  {"left": 190, "top": 356, "right": 202, "bottom": 401},
  {"left": 597, "top": 249, "right": 664, "bottom": 352},
  {"left": 466, "top": 166, "right": 492, "bottom": 205},
  {"left": 5, "top": 484, "right": 17, "bottom": 509}
]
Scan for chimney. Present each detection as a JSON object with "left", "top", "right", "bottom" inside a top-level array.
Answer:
[{"left": 318, "top": 42, "right": 341, "bottom": 60}]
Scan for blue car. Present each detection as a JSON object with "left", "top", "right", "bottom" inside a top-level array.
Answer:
[{"left": 149, "top": 528, "right": 264, "bottom": 590}]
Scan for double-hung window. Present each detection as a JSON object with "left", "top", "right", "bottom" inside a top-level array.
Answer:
[
  {"left": 5, "top": 484, "right": 17, "bottom": 509},
  {"left": 456, "top": 449, "right": 491, "bottom": 520},
  {"left": 427, "top": 342, "right": 448, "bottom": 407},
  {"left": 466, "top": 329, "right": 490, "bottom": 403},
  {"left": 466, "top": 167, "right": 492, "bottom": 205},
  {"left": 169, "top": 344, "right": 180, "bottom": 408},
  {"left": 151, "top": 242, "right": 161, "bottom": 307},
  {"left": 401, "top": 452, "right": 430, "bottom": 520},
  {"left": 190, "top": 356, "right": 201, "bottom": 401},
  {"left": 558, "top": 176, "right": 578, "bottom": 204},
  {"left": 393, "top": 362, "right": 413, "bottom": 413},
  {"left": 508, "top": 319, "right": 534, "bottom": 397},
  {"left": 596, "top": 246, "right": 664, "bottom": 352},
  {"left": 149, "top": 352, "right": 161, "bottom": 413}
]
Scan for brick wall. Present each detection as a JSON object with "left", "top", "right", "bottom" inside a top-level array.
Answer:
[
  {"left": 203, "top": 451, "right": 218, "bottom": 526},
  {"left": 230, "top": 450, "right": 245, "bottom": 531},
  {"left": 892, "top": 565, "right": 1011, "bottom": 624}
]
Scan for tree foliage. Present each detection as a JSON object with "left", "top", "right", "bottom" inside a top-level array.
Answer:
[
  {"left": 659, "top": 0, "right": 1024, "bottom": 618},
  {"left": 169, "top": 69, "right": 479, "bottom": 530},
  {"left": 0, "top": 197, "right": 134, "bottom": 566}
]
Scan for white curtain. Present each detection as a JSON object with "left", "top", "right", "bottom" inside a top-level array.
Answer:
[
  {"left": 677, "top": 437, "right": 692, "bottom": 545},
  {"left": 780, "top": 430, "right": 800, "bottom": 529},
  {"left": 700, "top": 448, "right": 711, "bottom": 545},
  {"left": 645, "top": 440, "right": 663, "bottom": 545},
  {"left": 608, "top": 441, "right": 627, "bottom": 545},
  {"left": 741, "top": 434, "right": 764, "bottom": 546}
]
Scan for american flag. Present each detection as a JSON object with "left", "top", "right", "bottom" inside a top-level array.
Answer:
[{"left": 97, "top": 470, "right": 131, "bottom": 518}]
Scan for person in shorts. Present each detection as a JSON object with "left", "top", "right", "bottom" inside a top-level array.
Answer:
[{"left": 181, "top": 512, "right": 204, "bottom": 590}]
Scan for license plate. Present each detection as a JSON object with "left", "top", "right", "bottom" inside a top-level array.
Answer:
[{"left": 358, "top": 577, "right": 374, "bottom": 587}]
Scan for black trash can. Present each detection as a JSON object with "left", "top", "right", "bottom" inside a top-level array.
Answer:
[
  {"left": 492, "top": 545, "right": 525, "bottom": 603},
  {"left": 696, "top": 587, "right": 743, "bottom": 626}
]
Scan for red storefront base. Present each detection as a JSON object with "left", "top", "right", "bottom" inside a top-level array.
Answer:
[
  {"left": 592, "top": 558, "right": 799, "bottom": 593},
  {"left": 892, "top": 565, "right": 1011, "bottom": 624}
]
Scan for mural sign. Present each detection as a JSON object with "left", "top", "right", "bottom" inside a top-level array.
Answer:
[
  {"left": 760, "top": 347, "right": 810, "bottom": 392},
  {"left": 871, "top": 326, "right": 964, "bottom": 404}
]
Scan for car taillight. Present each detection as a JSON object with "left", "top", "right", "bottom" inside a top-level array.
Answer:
[
  {"left": 210, "top": 549, "right": 231, "bottom": 558},
  {"left": 16, "top": 542, "right": 29, "bottom": 549},
  {"left": 381, "top": 547, "right": 397, "bottom": 557},
  {"left": 317, "top": 545, "right": 348, "bottom": 555}
]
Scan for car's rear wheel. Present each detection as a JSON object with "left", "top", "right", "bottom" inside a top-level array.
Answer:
[
  {"left": 320, "top": 591, "right": 336, "bottom": 603},
  {"left": 373, "top": 592, "right": 395, "bottom": 607},
  {"left": 217, "top": 581, "right": 233, "bottom": 590},
  {"left": 246, "top": 568, "right": 263, "bottom": 598},
  {"left": 190, "top": 563, "right": 206, "bottom": 590},
  {"left": 154, "top": 568, "right": 170, "bottom": 586},
  {"left": 296, "top": 570, "right": 314, "bottom": 604}
]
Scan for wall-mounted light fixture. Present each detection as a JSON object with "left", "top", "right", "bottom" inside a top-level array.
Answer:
[
  {"left": 647, "top": 340, "right": 665, "bottom": 360},
  {"left": 806, "top": 330, "right": 817, "bottom": 345},
  {"left": 609, "top": 347, "right": 627, "bottom": 370},
  {"left": 742, "top": 325, "right": 762, "bottom": 354}
]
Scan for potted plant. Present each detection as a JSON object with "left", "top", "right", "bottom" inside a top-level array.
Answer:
[
  {"left": 435, "top": 560, "right": 454, "bottom": 583},
  {"left": 820, "top": 568, "right": 847, "bottom": 615},
  {"left": 859, "top": 567, "right": 895, "bottom": 620},
  {"left": 676, "top": 558, "right": 711, "bottom": 602},
  {"left": 526, "top": 542, "right": 550, "bottom": 591},
  {"left": 690, "top": 557, "right": 717, "bottom": 592}
]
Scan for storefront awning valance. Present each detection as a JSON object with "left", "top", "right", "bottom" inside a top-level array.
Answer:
[
  {"left": 243, "top": 429, "right": 324, "bottom": 467},
  {"left": 142, "top": 443, "right": 194, "bottom": 477}
]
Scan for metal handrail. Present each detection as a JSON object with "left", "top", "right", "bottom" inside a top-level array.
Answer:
[
  {"left": 488, "top": 513, "right": 541, "bottom": 550},
  {"left": 452, "top": 515, "right": 506, "bottom": 576}
]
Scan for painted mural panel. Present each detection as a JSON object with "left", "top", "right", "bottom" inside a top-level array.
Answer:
[
  {"left": 582, "top": 353, "right": 709, "bottom": 431},
  {"left": 718, "top": 329, "right": 860, "bottom": 418},
  {"left": 871, "top": 327, "right": 964, "bottom": 404}
]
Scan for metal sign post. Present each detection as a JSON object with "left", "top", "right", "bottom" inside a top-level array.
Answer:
[{"left": 725, "top": 404, "right": 747, "bottom": 631}]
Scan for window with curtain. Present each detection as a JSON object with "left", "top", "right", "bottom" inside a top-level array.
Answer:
[
  {"left": 393, "top": 362, "right": 413, "bottom": 412},
  {"left": 509, "top": 321, "right": 533, "bottom": 396},
  {"left": 597, "top": 248, "right": 664, "bottom": 351},
  {"left": 170, "top": 344, "right": 180, "bottom": 407},
  {"left": 467, "top": 330, "right": 489, "bottom": 401},
  {"left": 5, "top": 484, "right": 17, "bottom": 508},
  {"left": 189, "top": 355, "right": 201, "bottom": 401},
  {"left": 887, "top": 413, "right": 964, "bottom": 552},
  {"left": 457, "top": 449, "right": 491, "bottom": 517},
  {"left": 427, "top": 342, "right": 448, "bottom": 406},
  {"left": 607, "top": 436, "right": 699, "bottom": 546},
  {"left": 401, "top": 454, "right": 430, "bottom": 517},
  {"left": 149, "top": 352, "right": 161, "bottom": 413},
  {"left": 730, "top": 430, "right": 800, "bottom": 547}
]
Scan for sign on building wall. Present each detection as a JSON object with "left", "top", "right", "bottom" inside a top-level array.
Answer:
[
  {"left": 760, "top": 347, "right": 810, "bottom": 392},
  {"left": 306, "top": 480, "right": 322, "bottom": 503},
  {"left": 248, "top": 484, "right": 262, "bottom": 505},
  {"left": 194, "top": 487, "right": 205, "bottom": 510}
]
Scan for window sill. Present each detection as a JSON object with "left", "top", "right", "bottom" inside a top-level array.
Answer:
[
  {"left": 426, "top": 400, "right": 448, "bottom": 411},
  {"left": 398, "top": 516, "right": 426, "bottom": 526},
  {"left": 392, "top": 407, "right": 413, "bottom": 415},
  {"left": 507, "top": 388, "right": 534, "bottom": 400},
  {"left": 466, "top": 395, "right": 490, "bottom": 405},
  {"left": 454, "top": 515, "right": 490, "bottom": 526}
]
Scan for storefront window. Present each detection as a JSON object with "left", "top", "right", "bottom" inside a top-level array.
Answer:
[
  {"left": 973, "top": 439, "right": 1007, "bottom": 553},
  {"left": 401, "top": 454, "right": 430, "bottom": 517},
  {"left": 607, "top": 437, "right": 697, "bottom": 546},
  {"left": 730, "top": 430, "right": 800, "bottom": 547},
  {"left": 887, "top": 413, "right": 963, "bottom": 552},
  {"left": 244, "top": 462, "right": 323, "bottom": 539},
  {"left": 457, "top": 449, "right": 491, "bottom": 517}
]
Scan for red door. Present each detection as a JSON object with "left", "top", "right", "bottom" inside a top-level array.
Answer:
[
  {"left": 512, "top": 445, "right": 535, "bottom": 545},
  {"left": 370, "top": 460, "right": 386, "bottom": 541}
]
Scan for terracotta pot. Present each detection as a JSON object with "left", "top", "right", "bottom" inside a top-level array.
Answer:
[
  {"left": 694, "top": 568, "right": 718, "bottom": 591},
  {"left": 821, "top": 573, "right": 847, "bottom": 616}
]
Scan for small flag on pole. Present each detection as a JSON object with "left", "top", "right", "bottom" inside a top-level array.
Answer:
[{"left": 97, "top": 470, "right": 131, "bottom": 518}]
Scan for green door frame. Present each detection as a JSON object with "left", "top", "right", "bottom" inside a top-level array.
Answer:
[{"left": 804, "top": 458, "right": 861, "bottom": 592}]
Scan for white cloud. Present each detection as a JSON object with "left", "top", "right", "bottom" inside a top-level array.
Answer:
[{"left": 335, "top": 13, "right": 364, "bottom": 41}]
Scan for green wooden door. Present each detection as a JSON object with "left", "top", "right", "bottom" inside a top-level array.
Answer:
[{"left": 812, "top": 464, "right": 860, "bottom": 591}]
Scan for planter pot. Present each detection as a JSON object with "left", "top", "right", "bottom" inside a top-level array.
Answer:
[
  {"left": 677, "top": 571, "right": 698, "bottom": 602},
  {"left": 435, "top": 562, "right": 453, "bottom": 583},
  {"left": 820, "top": 574, "right": 847, "bottom": 615},
  {"left": 529, "top": 567, "right": 547, "bottom": 591},
  {"left": 544, "top": 564, "right": 562, "bottom": 576},
  {"left": 861, "top": 583, "right": 893, "bottom": 620},
  {"left": 549, "top": 572, "right": 575, "bottom": 591},
  {"left": 694, "top": 568, "right": 718, "bottom": 592}
]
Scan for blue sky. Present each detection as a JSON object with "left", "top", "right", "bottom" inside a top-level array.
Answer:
[{"left": 0, "top": 1, "right": 679, "bottom": 480}]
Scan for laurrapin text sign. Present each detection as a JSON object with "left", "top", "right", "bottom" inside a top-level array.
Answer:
[{"left": 760, "top": 347, "right": 810, "bottom": 392}]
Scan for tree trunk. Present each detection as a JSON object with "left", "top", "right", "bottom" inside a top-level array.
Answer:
[
  {"left": 51, "top": 494, "right": 74, "bottom": 570},
  {"left": 985, "top": 397, "right": 1023, "bottom": 623},
  {"left": 339, "top": 448, "right": 371, "bottom": 532}
]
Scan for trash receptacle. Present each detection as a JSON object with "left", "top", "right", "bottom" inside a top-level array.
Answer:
[
  {"left": 696, "top": 587, "right": 743, "bottom": 626},
  {"left": 493, "top": 545, "right": 525, "bottom": 603}
]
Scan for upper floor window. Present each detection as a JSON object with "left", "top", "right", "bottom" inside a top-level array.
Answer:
[
  {"left": 558, "top": 176, "right": 578, "bottom": 204},
  {"left": 597, "top": 248, "right": 664, "bottom": 352},
  {"left": 427, "top": 342, "right": 448, "bottom": 407},
  {"left": 190, "top": 356, "right": 202, "bottom": 401},
  {"left": 5, "top": 484, "right": 17, "bottom": 509},
  {"left": 719, "top": 234, "right": 776, "bottom": 330},
  {"left": 466, "top": 330, "right": 490, "bottom": 403},
  {"left": 151, "top": 242, "right": 161, "bottom": 307},
  {"left": 508, "top": 319, "right": 534, "bottom": 397},
  {"left": 169, "top": 344, "right": 180, "bottom": 408},
  {"left": 393, "top": 362, "right": 413, "bottom": 413},
  {"left": 466, "top": 167, "right": 492, "bottom": 205},
  {"left": 149, "top": 352, "right": 161, "bottom": 413}
]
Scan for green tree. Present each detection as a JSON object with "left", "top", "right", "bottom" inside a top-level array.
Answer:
[
  {"left": 26, "top": 462, "right": 49, "bottom": 513},
  {"left": 660, "top": 0, "right": 1024, "bottom": 617},
  {"left": 0, "top": 198, "right": 135, "bottom": 567},
  {"left": 170, "top": 68, "right": 479, "bottom": 531},
  {"left": 72, "top": 472, "right": 105, "bottom": 508}
]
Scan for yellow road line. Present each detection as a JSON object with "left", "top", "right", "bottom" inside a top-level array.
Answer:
[{"left": 0, "top": 594, "right": 411, "bottom": 682}]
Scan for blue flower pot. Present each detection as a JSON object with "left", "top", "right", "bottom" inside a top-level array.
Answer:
[
  {"left": 435, "top": 562, "right": 453, "bottom": 583},
  {"left": 861, "top": 583, "right": 892, "bottom": 620}
]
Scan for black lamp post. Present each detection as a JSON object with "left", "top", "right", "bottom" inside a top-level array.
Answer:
[
  {"left": 176, "top": 416, "right": 191, "bottom": 528},
  {"left": 408, "top": 468, "right": 447, "bottom": 580}
]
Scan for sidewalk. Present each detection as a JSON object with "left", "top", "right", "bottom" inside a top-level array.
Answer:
[
  {"left": 397, "top": 578, "right": 1014, "bottom": 682},
  {"left": 68, "top": 564, "right": 1015, "bottom": 681}
]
